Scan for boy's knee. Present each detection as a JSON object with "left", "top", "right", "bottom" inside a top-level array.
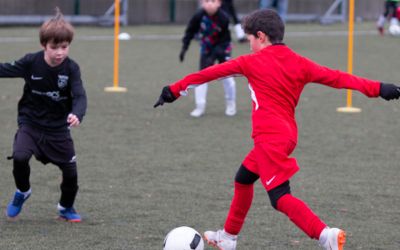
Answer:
[
  {"left": 13, "top": 151, "right": 32, "bottom": 165},
  {"left": 267, "top": 180, "right": 291, "bottom": 209},
  {"left": 235, "top": 165, "right": 259, "bottom": 184}
]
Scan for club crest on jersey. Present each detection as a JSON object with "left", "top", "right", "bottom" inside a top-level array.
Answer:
[{"left": 57, "top": 75, "right": 68, "bottom": 89}]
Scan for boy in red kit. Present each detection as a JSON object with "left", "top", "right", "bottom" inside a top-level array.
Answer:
[{"left": 154, "top": 9, "right": 400, "bottom": 250}]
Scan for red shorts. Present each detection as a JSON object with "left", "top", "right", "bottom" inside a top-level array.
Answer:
[{"left": 242, "top": 137, "right": 299, "bottom": 191}]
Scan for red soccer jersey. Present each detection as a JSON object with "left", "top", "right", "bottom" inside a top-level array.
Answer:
[{"left": 169, "top": 45, "right": 381, "bottom": 143}]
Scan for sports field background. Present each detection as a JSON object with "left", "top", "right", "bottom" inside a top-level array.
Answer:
[{"left": 0, "top": 22, "right": 399, "bottom": 249}]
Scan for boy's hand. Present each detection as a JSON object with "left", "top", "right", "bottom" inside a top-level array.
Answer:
[
  {"left": 67, "top": 113, "right": 80, "bottom": 127},
  {"left": 380, "top": 82, "right": 400, "bottom": 101},
  {"left": 154, "top": 86, "right": 177, "bottom": 108},
  {"left": 179, "top": 49, "right": 186, "bottom": 62}
]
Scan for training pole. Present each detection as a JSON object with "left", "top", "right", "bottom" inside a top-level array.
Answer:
[
  {"left": 105, "top": 0, "right": 127, "bottom": 93},
  {"left": 337, "top": 0, "right": 360, "bottom": 113}
]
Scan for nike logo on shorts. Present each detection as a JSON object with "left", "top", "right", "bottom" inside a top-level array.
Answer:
[{"left": 266, "top": 175, "right": 276, "bottom": 186}]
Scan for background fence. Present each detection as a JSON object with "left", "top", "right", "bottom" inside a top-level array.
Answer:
[{"left": 0, "top": 0, "right": 385, "bottom": 25}]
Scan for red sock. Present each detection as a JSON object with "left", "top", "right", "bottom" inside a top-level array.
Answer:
[
  {"left": 277, "top": 194, "right": 326, "bottom": 239},
  {"left": 224, "top": 182, "right": 254, "bottom": 235}
]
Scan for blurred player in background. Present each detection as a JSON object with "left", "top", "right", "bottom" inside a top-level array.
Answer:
[
  {"left": 0, "top": 8, "right": 87, "bottom": 222},
  {"left": 376, "top": 0, "right": 400, "bottom": 35},
  {"left": 221, "top": 0, "right": 246, "bottom": 42},
  {"left": 155, "top": 9, "right": 400, "bottom": 250},
  {"left": 260, "top": 0, "right": 289, "bottom": 22},
  {"left": 181, "top": 0, "right": 236, "bottom": 117}
]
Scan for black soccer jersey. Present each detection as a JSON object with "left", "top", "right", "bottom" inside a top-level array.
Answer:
[{"left": 0, "top": 51, "right": 87, "bottom": 132}]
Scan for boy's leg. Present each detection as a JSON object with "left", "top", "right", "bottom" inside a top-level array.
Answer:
[
  {"left": 41, "top": 132, "right": 81, "bottom": 222},
  {"left": 221, "top": 0, "right": 246, "bottom": 42},
  {"left": 234, "top": 24, "right": 246, "bottom": 42},
  {"left": 276, "top": 0, "right": 288, "bottom": 22},
  {"left": 204, "top": 164, "right": 259, "bottom": 250},
  {"left": 254, "top": 140, "right": 328, "bottom": 238},
  {"left": 56, "top": 163, "right": 81, "bottom": 222},
  {"left": 11, "top": 127, "right": 38, "bottom": 192},
  {"left": 376, "top": 1, "right": 390, "bottom": 32},
  {"left": 272, "top": 188, "right": 346, "bottom": 249},
  {"left": 7, "top": 127, "right": 38, "bottom": 218},
  {"left": 377, "top": 14, "right": 386, "bottom": 35},
  {"left": 224, "top": 165, "right": 259, "bottom": 234},
  {"left": 221, "top": 0, "right": 239, "bottom": 24},
  {"left": 268, "top": 183, "right": 326, "bottom": 239},
  {"left": 217, "top": 48, "right": 236, "bottom": 116},
  {"left": 221, "top": 77, "right": 236, "bottom": 116},
  {"left": 58, "top": 163, "right": 79, "bottom": 209},
  {"left": 191, "top": 84, "right": 208, "bottom": 117},
  {"left": 13, "top": 151, "right": 32, "bottom": 192},
  {"left": 191, "top": 53, "right": 214, "bottom": 117}
]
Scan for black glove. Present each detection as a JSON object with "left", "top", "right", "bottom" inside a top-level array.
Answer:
[
  {"left": 154, "top": 86, "right": 177, "bottom": 108},
  {"left": 379, "top": 82, "right": 400, "bottom": 101},
  {"left": 179, "top": 48, "right": 186, "bottom": 62}
]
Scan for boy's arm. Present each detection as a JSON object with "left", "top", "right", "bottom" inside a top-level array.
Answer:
[
  {"left": 154, "top": 58, "right": 244, "bottom": 107},
  {"left": 180, "top": 12, "right": 202, "bottom": 62},
  {"left": 69, "top": 63, "right": 87, "bottom": 123},
  {"left": 303, "top": 57, "right": 381, "bottom": 97},
  {"left": 0, "top": 55, "right": 30, "bottom": 78},
  {"left": 304, "top": 58, "right": 400, "bottom": 100}
]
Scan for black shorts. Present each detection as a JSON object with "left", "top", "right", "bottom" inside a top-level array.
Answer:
[
  {"left": 200, "top": 44, "right": 232, "bottom": 70},
  {"left": 12, "top": 125, "right": 76, "bottom": 166}
]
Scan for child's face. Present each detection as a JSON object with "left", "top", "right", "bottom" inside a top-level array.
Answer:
[
  {"left": 43, "top": 41, "right": 70, "bottom": 67},
  {"left": 201, "top": 0, "right": 221, "bottom": 16},
  {"left": 246, "top": 32, "right": 270, "bottom": 53},
  {"left": 247, "top": 34, "right": 263, "bottom": 53}
]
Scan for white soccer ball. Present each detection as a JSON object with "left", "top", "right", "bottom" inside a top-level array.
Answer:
[
  {"left": 163, "top": 226, "right": 204, "bottom": 250},
  {"left": 118, "top": 32, "right": 131, "bottom": 40},
  {"left": 389, "top": 24, "right": 400, "bottom": 36}
]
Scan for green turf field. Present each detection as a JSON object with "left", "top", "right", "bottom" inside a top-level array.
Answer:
[{"left": 0, "top": 22, "right": 399, "bottom": 249}]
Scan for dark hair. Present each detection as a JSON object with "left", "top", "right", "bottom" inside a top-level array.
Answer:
[
  {"left": 39, "top": 7, "right": 74, "bottom": 46},
  {"left": 242, "top": 9, "right": 284, "bottom": 44}
]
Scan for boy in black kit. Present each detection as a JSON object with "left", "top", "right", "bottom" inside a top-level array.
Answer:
[
  {"left": 181, "top": 0, "right": 237, "bottom": 117},
  {"left": 1, "top": 8, "right": 87, "bottom": 222}
]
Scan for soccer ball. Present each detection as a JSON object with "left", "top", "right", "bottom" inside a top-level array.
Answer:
[
  {"left": 163, "top": 226, "right": 204, "bottom": 250},
  {"left": 388, "top": 24, "right": 400, "bottom": 36}
]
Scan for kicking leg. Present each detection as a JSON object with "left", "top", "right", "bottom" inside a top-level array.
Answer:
[{"left": 269, "top": 181, "right": 345, "bottom": 249}]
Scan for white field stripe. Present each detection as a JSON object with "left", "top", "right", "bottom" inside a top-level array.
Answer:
[
  {"left": 286, "top": 30, "right": 376, "bottom": 37},
  {"left": 0, "top": 30, "right": 376, "bottom": 43}
]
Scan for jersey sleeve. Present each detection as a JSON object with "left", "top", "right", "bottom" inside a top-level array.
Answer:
[
  {"left": 169, "top": 57, "right": 244, "bottom": 97},
  {"left": 182, "top": 11, "right": 202, "bottom": 51},
  {"left": 302, "top": 56, "right": 380, "bottom": 97},
  {"left": 0, "top": 54, "right": 32, "bottom": 78},
  {"left": 69, "top": 62, "right": 87, "bottom": 122}
]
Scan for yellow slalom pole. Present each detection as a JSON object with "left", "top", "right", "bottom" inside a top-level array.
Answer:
[
  {"left": 105, "top": 0, "right": 127, "bottom": 93},
  {"left": 337, "top": 0, "right": 360, "bottom": 113}
]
